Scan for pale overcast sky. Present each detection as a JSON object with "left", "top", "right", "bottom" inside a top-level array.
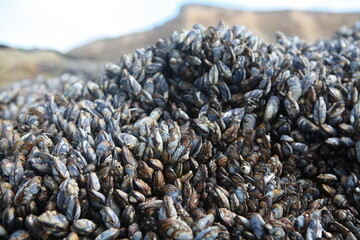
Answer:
[{"left": 1, "top": 0, "right": 360, "bottom": 52}]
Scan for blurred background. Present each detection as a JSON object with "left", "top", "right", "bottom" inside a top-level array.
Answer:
[{"left": 1, "top": 0, "right": 360, "bottom": 86}]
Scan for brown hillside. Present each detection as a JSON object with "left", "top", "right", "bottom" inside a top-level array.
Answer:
[
  {"left": 67, "top": 5, "right": 360, "bottom": 62},
  {"left": 0, "top": 48, "right": 103, "bottom": 86}
]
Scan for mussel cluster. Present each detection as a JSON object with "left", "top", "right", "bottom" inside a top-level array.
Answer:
[{"left": 1, "top": 21, "right": 360, "bottom": 239}]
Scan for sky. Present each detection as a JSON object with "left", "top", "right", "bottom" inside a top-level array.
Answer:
[{"left": 1, "top": 0, "right": 360, "bottom": 53}]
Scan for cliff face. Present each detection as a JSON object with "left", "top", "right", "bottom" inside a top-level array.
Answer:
[
  {"left": 2, "top": 5, "right": 360, "bottom": 86},
  {"left": 66, "top": 5, "right": 360, "bottom": 62}
]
